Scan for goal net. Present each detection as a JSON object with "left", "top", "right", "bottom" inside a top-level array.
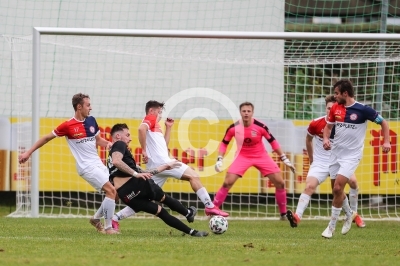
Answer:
[{"left": 5, "top": 29, "right": 400, "bottom": 220}]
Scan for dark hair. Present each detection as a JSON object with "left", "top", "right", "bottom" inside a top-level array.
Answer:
[
  {"left": 332, "top": 79, "right": 354, "bottom": 97},
  {"left": 72, "top": 93, "right": 90, "bottom": 111},
  {"left": 110, "top": 123, "right": 129, "bottom": 137},
  {"left": 325, "top": 95, "right": 336, "bottom": 105},
  {"left": 239, "top": 101, "right": 254, "bottom": 111},
  {"left": 145, "top": 100, "right": 165, "bottom": 114}
]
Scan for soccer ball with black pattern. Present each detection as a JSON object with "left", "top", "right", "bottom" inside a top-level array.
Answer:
[{"left": 209, "top": 215, "right": 228, "bottom": 234}]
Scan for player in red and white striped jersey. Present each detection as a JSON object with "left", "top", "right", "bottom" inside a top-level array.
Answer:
[
  {"left": 286, "top": 95, "right": 365, "bottom": 229},
  {"left": 321, "top": 79, "right": 391, "bottom": 239},
  {"left": 111, "top": 100, "right": 228, "bottom": 229},
  {"left": 19, "top": 93, "right": 119, "bottom": 234}
]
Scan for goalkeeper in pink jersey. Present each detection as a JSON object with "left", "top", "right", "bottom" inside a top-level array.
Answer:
[{"left": 213, "top": 102, "right": 295, "bottom": 220}]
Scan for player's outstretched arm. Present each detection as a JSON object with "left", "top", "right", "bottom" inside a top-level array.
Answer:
[
  {"left": 215, "top": 153, "right": 224, "bottom": 173},
  {"left": 164, "top": 118, "right": 174, "bottom": 146},
  {"left": 274, "top": 147, "right": 296, "bottom": 174},
  {"left": 138, "top": 124, "right": 148, "bottom": 163},
  {"left": 95, "top": 134, "right": 112, "bottom": 149},
  {"left": 111, "top": 151, "right": 151, "bottom": 180},
  {"left": 141, "top": 159, "right": 182, "bottom": 175},
  {"left": 305, "top": 134, "right": 314, "bottom": 164},
  {"left": 379, "top": 119, "right": 391, "bottom": 153},
  {"left": 18, "top": 132, "right": 56, "bottom": 164},
  {"left": 322, "top": 123, "right": 334, "bottom": 150}
]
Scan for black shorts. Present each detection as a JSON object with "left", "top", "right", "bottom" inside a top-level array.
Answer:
[{"left": 117, "top": 178, "right": 165, "bottom": 214}]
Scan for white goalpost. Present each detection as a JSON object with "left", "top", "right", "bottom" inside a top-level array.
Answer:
[{"left": 7, "top": 27, "right": 400, "bottom": 220}]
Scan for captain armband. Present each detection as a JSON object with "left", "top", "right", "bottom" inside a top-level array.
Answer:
[{"left": 374, "top": 115, "right": 384, "bottom": 125}]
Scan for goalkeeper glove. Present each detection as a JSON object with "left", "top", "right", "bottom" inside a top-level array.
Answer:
[
  {"left": 280, "top": 154, "right": 296, "bottom": 174},
  {"left": 215, "top": 156, "right": 223, "bottom": 172}
]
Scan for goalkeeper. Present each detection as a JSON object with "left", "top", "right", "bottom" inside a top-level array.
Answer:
[
  {"left": 108, "top": 123, "right": 208, "bottom": 237},
  {"left": 213, "top": 102, "right": 295, "bottom": 220}
]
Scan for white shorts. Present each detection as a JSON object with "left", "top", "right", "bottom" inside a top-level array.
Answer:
[
  {"left": 148, "top": 160, "right": 189, "bottom": 188},
  {"left": 80, "top": 163, "right": 109, "bottom": 191},
  {"left": 329, "top": 153, "right": 361, "bottom": 179},
  {"left": 307, "top": 163, "right": 331, "bottom": 184}
]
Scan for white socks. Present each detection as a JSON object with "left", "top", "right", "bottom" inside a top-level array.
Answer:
[
  {"left": 113, "top": 206, "right": 136, "bottom": 221},
  {"left": 328, "top": 206, "right": 342, "bottom": 229},
  {"left": 342, "top": 196, "right": 353, "bottom": 218},
  {"left": 295, "top": 193, "right": 311, "bottom": 219},
  {"left": 196, "top": 187, "right": 215, "bottom": 208},
  {"left": 101, "top": 197, "right": 116, "bottom": 230},
  {"left": 349, "top": 188, "right": 359, "bottom": 212}
]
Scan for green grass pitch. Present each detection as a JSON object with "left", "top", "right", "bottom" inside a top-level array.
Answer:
[{"left": 1, "top": 206, "right": 400, "bottom": 266}]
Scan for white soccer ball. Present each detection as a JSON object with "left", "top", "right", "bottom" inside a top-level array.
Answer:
[{"left": 209, "top": 215, "right": 228, "bottom": 234}]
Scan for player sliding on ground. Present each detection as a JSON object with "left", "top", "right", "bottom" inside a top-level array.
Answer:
[
  {"left": 111, "top": 100, "right": 228, "bottom": 230},
  {"left": 19, "top": 93, "right": 119, "bottom": 234},
  {"left": 107, "top": 123, "right": 208, "bottom": 237},
  {"left": 286, "top": 95, "right": 365, "bottom": 229},
  {"left": 321, "top": 79, "right": 390, "bottom": 238},
  {"left": 213, "top": 101, "right": 295, "bottom": 220}
]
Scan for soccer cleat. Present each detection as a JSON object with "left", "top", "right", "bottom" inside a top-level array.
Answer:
[
  {"left": 205, "top": 206, "right": 229, "bottom": 217},
  {"left": 112, "top": 220, "right": 120, "bottom": 231},
  {"left": 353, "top": 214, "right": 366, "bottom": 228},
  {"left": 342, "top": 211, "right": 358, "bottom": 235},
  {"left": 104, "top": 228, "right": 120, "bottom": 235},
  {"left": 89, "top": 217, "right": 105, "bottom": 233},
  {"left": 279, "top": 214, "right": 288, "bottom": 221},
  {"left": 321, "top": 225, "right": 335, "bottom": 239},
  {"left": 286, "top": 210, "right": 300, "bottom": 228},
  {"left": 191, "top": 230, "right": 209, "bottom": 237},
  {"left": 186, "top": 206, "right": 197, "bottom": 223}
]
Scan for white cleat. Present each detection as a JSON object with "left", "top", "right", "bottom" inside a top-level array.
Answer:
[
  {"left": 342, "top": 212, "right": 358, "bottom": 235},
  {"left": 322, "top": 225, "right": 335, "bottom": 239}
]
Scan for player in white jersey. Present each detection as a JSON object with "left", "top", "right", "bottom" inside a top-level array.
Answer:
[
  {"left": 111, "top": 100, "right": 228, "bottom": 230},
  {"left": 321, "top": 79, "right": 391, "bottom": 238},
  {"left": 19, "top": 93, "right": 119, "bottom": 234},
  {"left": 286, "top": 95, "right": 365, "bottom": 228}
]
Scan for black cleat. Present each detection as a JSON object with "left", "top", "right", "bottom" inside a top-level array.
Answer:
[
  {"left": 191, "top": 230, "right": 209, "bottom": 237},
  {"left": 286, "top": 210, "right": 300, "bottom": 228},
  {"left": 186, "top": 206, "right": 197, "bottom": 223}
]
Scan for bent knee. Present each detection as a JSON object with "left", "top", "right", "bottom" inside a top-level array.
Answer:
[
  {"left": 348, "top": 179, "right": 358, "bottom": 189},
  {"left": 155, "top": 205, "right": 162, "bottom": 216},
  {"left": 222, "top": 182, "right": 234, "bottom": 189}
]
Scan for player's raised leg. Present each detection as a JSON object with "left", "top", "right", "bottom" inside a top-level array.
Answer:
[
  {"left": 111, "top": 206, "right": 136, "bottom": 231},
  {"left": 159, "top": 194, "right": 197, "bottom": 223},
  {"left": 180, "top": 167, "right": 229, "bottom": 217},
  {"left": 286, "top": 175, "right": 320, "bottom": 227},
  {"left": 130, "top": 198, "right": 208, "bottom": 237}
]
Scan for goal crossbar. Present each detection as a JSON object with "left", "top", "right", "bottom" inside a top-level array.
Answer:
[{"left": 30, "top": 27, "right": 400, "bottom": 217}]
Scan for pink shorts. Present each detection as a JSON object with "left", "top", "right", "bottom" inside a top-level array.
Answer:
[{"left": 227, "top": 153, "right": 281, "bottom": 177}]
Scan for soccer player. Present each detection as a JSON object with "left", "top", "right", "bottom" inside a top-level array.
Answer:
[
  {"left": 107, "top": 123, "right": 207, "bottom": 237},
  {"left": 18, "top": 93, "right": 119, "bottom": 234},
  {"left": 111, "top": 100, "right": 228, "bottom": 230},
  {"left": 286, "top": 95, "right": 365, "bottom": 228},
  {"left": 213, "top": 102, "right": 295, "bottom": 220},
  {"left": 321, "top": 79, "right": 391, "bottom": 238}
]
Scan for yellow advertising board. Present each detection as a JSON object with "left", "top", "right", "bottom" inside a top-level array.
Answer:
[
  {"left": 8, "top": 118, "right": 400, "bottom": 195},
  {"left": 292, "top": 120, "right": 400, "bottom": 195}
]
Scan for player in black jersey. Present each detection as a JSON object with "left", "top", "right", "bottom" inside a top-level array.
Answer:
[{"left": 107, "top": 123, "right": 208, "bottom": 237}]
